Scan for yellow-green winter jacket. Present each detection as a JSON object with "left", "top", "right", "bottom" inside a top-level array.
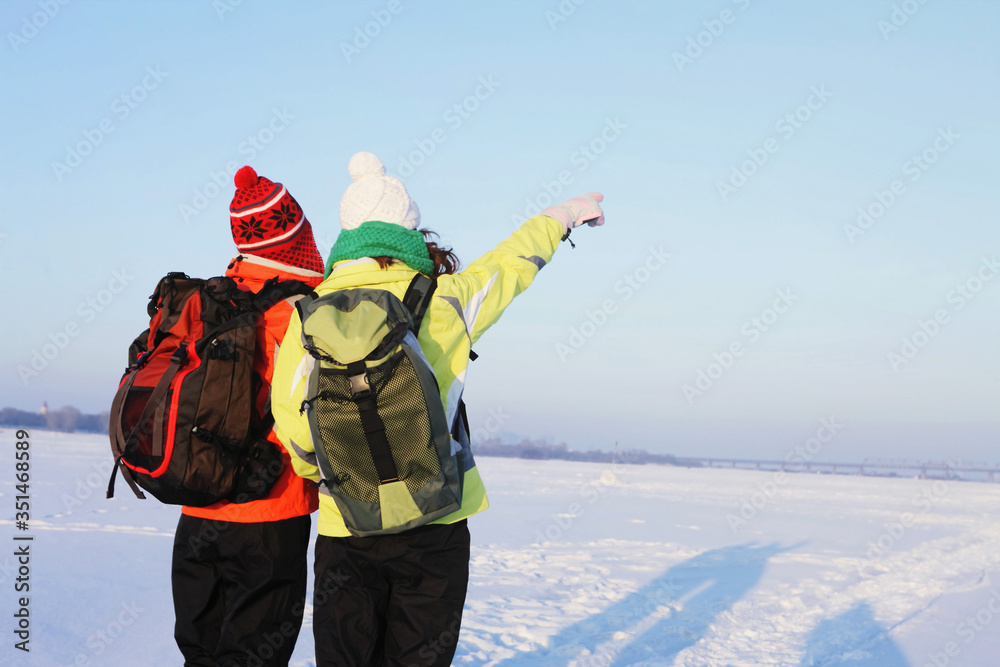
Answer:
[{"left": 272, "top": 215, "right": 565, "bottom": 537}]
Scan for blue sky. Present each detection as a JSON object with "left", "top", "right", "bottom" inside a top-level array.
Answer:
[{"left": 2, "top": 0, "right": 998, "bottom": 462}]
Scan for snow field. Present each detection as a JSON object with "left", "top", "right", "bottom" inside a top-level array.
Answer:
[{"left": 3, "top": 430, "right": 999, "bottom": 666}]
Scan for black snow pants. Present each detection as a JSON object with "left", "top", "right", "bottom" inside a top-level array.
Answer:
[
  {"left": 312, "top": 519, "right": 471, "bottom": 667},
  {"left": 171, "top": 513, "right": 311, "bottom": 667}
]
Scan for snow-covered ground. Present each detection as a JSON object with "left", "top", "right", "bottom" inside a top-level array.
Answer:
[{"left": 3, "top": 429, "right": 999, "bottom": 666}]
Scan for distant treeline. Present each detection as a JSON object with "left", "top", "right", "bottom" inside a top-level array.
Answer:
[
  {"left": 0, "top": 409, "right": 676, "bottom": 465},
  {"left": 0, "top": 407, "right": 109, "bottom": 434},
  {"left": 475, "top": 438, "right": 677, "bottom": 466}
]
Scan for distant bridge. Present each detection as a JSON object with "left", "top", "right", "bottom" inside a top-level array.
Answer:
[{"left": 672, "top": 457, "right": 1000, "bottom": 484}]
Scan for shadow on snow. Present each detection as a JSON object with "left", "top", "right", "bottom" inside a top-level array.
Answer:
[
  {"left": 495, "top": 541, "right": 795, "bottom": 666},
  {"left": 798, "top": 601, "right": 910, "bottom": 667}
]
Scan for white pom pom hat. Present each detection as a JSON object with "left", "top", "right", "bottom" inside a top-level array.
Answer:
[{"left": 339, "top": 151, "right": 420, "bottom": 231}]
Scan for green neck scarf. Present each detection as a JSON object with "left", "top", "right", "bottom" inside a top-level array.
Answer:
[{"left": 325, "top": 221, "right": 433, "bottom": 277}]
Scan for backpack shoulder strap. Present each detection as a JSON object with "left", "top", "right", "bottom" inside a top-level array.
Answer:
[
  {"left": 248, "top": 400, "right": 276, "bottom": 445},
  {"left": 400, "top": 274, "right": 478, "bottom": 359},
  {"left": 253, "top": 278, "right": 315, "bottom": 313},
  {"left": 401, "top": 274, "right": 437, "bottom": 335}
]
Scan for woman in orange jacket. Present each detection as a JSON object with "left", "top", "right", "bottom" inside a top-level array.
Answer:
[{"left": 171, "top": 167, "right": 323, "bottom": 666}]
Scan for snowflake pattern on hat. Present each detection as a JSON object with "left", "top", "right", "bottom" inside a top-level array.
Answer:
[
  {"left": 269, "top": 200, "right": 299, "bottom": 232},
  {"left": 236, "top": 216, "right": 267, "bottom": 242}
]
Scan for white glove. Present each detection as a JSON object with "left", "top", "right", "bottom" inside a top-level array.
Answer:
[{"left": 542, "top": 193, "right": 605, "bottom": 231}]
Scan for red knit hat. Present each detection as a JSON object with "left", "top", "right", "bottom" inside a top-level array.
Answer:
[{"left": 229, "top": 166, "right": 324, "bottom": 274}]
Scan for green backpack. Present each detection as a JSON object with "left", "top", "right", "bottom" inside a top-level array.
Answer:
[{"left": 295, "top": 274, "right": 462, "bottom": 536}]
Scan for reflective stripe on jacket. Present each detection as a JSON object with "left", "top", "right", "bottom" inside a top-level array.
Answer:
[{"left": 272, "top": 215, "right": 565, "bottom": 537}]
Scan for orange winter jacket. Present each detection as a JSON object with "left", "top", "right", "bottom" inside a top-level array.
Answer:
[{"left": 181, "top": 254, "right": 322, "bottom": 523}]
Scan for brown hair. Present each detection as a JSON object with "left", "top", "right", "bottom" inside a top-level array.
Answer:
[{"left": 372, "top": 229, "right": 461, "bottom": 276}]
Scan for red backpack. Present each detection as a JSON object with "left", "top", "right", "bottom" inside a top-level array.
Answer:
[{"left": 107, "top": 272, "right": 311, "bottom": 506}]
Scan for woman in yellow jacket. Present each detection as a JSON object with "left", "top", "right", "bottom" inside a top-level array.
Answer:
[{"left": 272, "top": 152, "right": 605, "bottom": 666}]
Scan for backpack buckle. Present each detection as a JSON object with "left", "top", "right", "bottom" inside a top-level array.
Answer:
[
  {"left": 170, "top": 346, "right": 188, "bottom": 365},
  {"left": 348, "top": 372, "right": 370, "bottom": 397},
  {"left": 346, "top": 361, "right": 370, "bottom": 397}
]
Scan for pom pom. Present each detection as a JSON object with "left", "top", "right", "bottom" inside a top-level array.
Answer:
[
  {"left": 234, "top": 165, "right": 259, "bottom": 189},
  {"left": 348, "top": 151, "right": 386, "bottom": 182}
]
